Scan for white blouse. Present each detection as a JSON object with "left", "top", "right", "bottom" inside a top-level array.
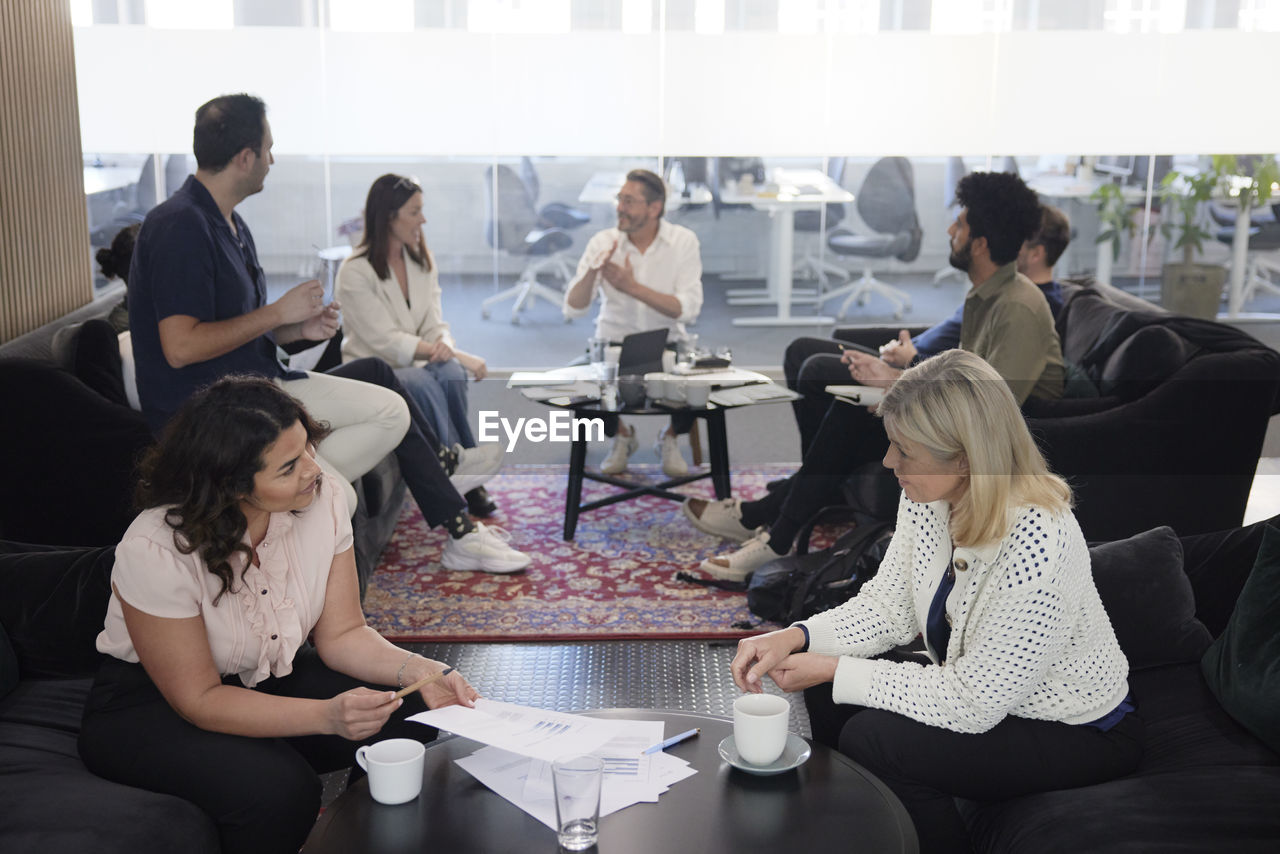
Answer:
[
  {"left": 97, "top": 475, "right": 353, "bottom": 688},
  {"left": 336, "top": 249, "right": 454, "bottom": 368},
  {"left": 799, "top": 494, "right": 1130, "bottom": 734}
]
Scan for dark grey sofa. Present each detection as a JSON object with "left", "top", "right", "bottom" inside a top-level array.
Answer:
[
  {"left": 963, "top": 518, "right": 1280, "bottom": 852},
  {"left": 0, "top": 542, "right": 220, "bottom": 853},
  {"left": 0, "top": 297, "right": 405, "bottom": 594}
]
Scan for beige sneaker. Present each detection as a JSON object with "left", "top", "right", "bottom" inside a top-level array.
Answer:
[
  {"left": 600, "top": 428, "right": 638, "bottom": 475},
  {"left": 682, "top": 497, "right": 756, "bottom": 543},
  {"left": 698, "top": 531, "right": 781, "bottom": 582},
  {"left": 656, "top": 429, "right": 689, "bottom": 477}
]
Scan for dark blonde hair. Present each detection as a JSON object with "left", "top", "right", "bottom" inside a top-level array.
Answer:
[
  {"left": 355, "top": 173, "right": 432, "bottom": 280},
  {"left": 878, "top": 349, "right": 1071, "bottom": 547}
]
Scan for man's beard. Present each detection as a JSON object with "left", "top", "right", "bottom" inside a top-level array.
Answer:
[{"left": 948, "top": 239, "right": 972, "bottom": 272}]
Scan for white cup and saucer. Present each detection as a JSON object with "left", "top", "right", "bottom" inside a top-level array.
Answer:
[{"left": 718, "top": 694, "right": 811, "bottom": 776}]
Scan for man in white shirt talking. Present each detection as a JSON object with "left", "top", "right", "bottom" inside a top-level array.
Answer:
[{"left": 563, "top": 168, "right": 704, "bottom": 476}]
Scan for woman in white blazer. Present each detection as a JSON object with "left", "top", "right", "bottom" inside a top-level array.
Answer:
[
  {"left": 730, "top": 350, "right": 1140, "bottom": 854},
  {"left": 336, "top": 174, "right": 495, "bottom": 514}
]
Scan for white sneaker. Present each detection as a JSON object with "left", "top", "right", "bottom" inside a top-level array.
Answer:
[
  {"left": 656, "top": 430, "right": 689, "bottom": 477},
  {"left": 450, "top": 442, "right": 503, "bottom": 495},
  {"left": 441, "top": 523, "right": 531, "bottom": 573},
  {"left": 600, "top": 429, "right": 638, "bottom": 475},
  {"left": 682, "top": 497, "right": 755, "bottom": 543},
  {"left": 698, "top": 532, "right": 781, "bottom": 582}
]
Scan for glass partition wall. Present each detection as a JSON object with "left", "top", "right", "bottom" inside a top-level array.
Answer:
[{"left": 72, "top": 1, "right": 1280, "bottom": 362}]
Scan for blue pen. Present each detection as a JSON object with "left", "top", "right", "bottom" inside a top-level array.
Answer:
[{"left": 642, "top": 727, "right": 700, "bottom": 755}]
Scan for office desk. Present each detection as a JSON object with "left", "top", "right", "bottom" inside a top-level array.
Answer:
[
  {"left": 720, "top": 168, "right": 851, "bottom": 327},
  {"left": 304, "top": 709, "right": 919, "bottom": 854},
  {"left": 82, "top": 166, "right": 139, "bottom": 197}
]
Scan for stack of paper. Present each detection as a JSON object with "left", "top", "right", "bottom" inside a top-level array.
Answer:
[{"left": 409, "top": 700, "right": 697, "bottom": 829}]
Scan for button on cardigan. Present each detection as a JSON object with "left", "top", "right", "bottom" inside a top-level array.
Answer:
[{"left": 798, "top": 494, "right": 1129, "bottom": 734}]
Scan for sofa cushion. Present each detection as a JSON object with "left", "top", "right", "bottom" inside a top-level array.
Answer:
[
  {"left": 0, "top": 679, "right": 219, "bottom": 854},
  {"left": 1098, "top": 325, "right": 1196, "bottom": 400},
  {"left": 1201, "top": 523, "right": 1280, "bottom": 754},
  {"left": 964, "top": 764, "right": 1280, "bottom": 854},
  {"left": 0, "top": 359, "right": 152, "bottom": 546},
  {"left": 1090, "top": 526, "right": 1214, "bottom": 670},
  {"left": 0, "top": 623, "right": 15, "bottom": 700},
  {"left": 0, "top": 543, "right": 115, "bottom": 679},
  {"left": 1180, "top": 514, "right": 1274, "bottom": 637}
]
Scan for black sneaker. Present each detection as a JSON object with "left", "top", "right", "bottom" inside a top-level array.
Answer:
[{"left": 465, "top": 486, "right": 497, "bottom": 518}]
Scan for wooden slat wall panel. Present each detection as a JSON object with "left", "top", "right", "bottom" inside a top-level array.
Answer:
[{"left": 0, "top": 1, "right": 91, "bottom": 344}]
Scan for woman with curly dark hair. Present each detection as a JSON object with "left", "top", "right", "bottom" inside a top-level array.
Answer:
[
  {"left": 96, "top": 223, "right": 139, "bottom": 332},
  {"left": 78, "top": 376, "right": 479, "bottom": 854}
]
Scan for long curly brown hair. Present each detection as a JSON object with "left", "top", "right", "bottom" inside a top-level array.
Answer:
[{"left": 135, "top": 376, "right": 331, "bottom": 604}]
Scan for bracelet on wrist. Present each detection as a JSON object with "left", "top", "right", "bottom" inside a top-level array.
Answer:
[{"left": 396, "top": 652, "right": 422, "bottom": 689}]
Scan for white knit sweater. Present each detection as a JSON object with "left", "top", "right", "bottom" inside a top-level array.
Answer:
[{"left": 798, "top": 494, "right": 1130, "bottom": 734}]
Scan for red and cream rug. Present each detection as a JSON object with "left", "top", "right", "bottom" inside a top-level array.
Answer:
[{"left": 363, "top": 464, "right": 797, "bottom": 642}]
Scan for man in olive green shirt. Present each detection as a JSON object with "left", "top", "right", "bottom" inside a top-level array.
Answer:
[{"left": 689, "top": 171, "right": 1066, "bottom": 580}]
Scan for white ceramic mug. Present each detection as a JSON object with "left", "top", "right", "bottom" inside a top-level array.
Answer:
[
  {"left": 355, "top": 738, "right": 425, "bottom": 805},
  {"left": 685, "top": 380, "right": 710, "bottom": 408},
  {"left": 734, "top": 694, "right": 790, "bottom": 765},
  {"left": 663, "top": 376, "right": 689, "bottom": 404},
  {"left": 644, "top": 373, "right": 665, "bottom": 400}
]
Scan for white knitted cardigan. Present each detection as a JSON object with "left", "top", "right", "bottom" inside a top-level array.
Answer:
[{"left": 798, "top": 494, "right": 1130, "bottom": 734}]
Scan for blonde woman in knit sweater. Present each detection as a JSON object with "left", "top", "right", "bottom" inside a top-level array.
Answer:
[{"left": 731, "top": 350, "right": 1140, "bottom": 854}]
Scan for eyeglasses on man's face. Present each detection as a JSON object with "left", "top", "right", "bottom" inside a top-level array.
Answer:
[{"left": 615, "top": 193, "right": 650, "bottom": 207}]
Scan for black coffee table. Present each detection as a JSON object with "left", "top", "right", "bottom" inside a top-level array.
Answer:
[
  {"left": 560, "top": 401, "right": 731, "bottom": 540},
  {"left": 304, "top": 709, "right": 918, "bottom": 854}
]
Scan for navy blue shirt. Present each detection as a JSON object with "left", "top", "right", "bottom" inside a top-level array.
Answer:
[
  {"left": 128, "top": 176, "right": 300, "bottom": 432},
  {"left": 912, "top": 279, "right": 1063, "bottom": 359}
]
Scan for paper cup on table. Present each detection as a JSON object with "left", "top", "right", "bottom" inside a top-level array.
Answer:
[
  {"left": 685, "top": 380, "right": 710, "bottom": 408},
  {"left": 354, "top": 738, "right": 425, "bottom": 805},
  {"left": 664, "top": 376, "right": 689, "bottom": 404},
  {"left": 734, "top": 694, "right": 790, "bottom": 765},
  {"left": 552, "top": 754, "right": 603, "bottom": 851}
]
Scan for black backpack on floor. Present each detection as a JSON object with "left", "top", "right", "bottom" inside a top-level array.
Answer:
[
  {"left": 745, "top": 520, "right": 894, "bottom": 624},
  {"left": 678, "top": 519, "right": 894, "bottom": 627}
]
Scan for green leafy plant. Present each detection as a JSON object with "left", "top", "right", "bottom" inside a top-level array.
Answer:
[
  {"left": 1091, "top": 182, "right": 1136, "bottom": 263},
  {"left": 1159, "top": 161, "right": 1224, "bottom": 266},
  {"left": 1215, "top": 153, "right": 1280, "bottom": 215},
  {"left": 1159, "top": 155, "right": 1280, "bottom": 266}
]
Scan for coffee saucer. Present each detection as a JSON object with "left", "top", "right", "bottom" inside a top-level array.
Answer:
[{"left": 718, "top": 734, "right": 811, "bottom": 776}]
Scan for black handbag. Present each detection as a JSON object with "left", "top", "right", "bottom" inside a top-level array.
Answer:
[{"left": 745, "top": 520, "right": 894, "bottom": 624}]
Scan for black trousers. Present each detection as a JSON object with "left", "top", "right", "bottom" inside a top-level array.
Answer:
[
  {"left": 79, "top": 648, "right": 436, "bottom": 854},
  {"left": 804, "top": 681, "right": 1144, "bottom": 854},
  {"left": 739, "top": 399, "right": 890, "bottom": 550},
  {"left": 783, "top": 337, "right": 853, "bottom": 455},
  {"left": 326, "top": 357, "right": 467, "bottom": 527}
]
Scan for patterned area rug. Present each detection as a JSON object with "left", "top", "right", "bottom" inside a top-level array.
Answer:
[{"left": 363, "top": 464, "right": 798, "bottom": 642}]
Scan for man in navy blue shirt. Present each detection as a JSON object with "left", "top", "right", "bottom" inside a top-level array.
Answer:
[
  {"left": 128, "top": 94, "right": 530, "bottom": 573},
  {"left": 779, "top": 204, "right": 1070, "bottom": 453}
]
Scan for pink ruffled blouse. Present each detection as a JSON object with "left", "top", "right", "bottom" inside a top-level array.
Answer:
[{"left": 97, "top": 475, "right": 353, "bottom": 687}]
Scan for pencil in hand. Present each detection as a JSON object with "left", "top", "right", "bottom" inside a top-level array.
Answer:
[{"left": 393, "top": 667, "right": 455, "bottom": 700}]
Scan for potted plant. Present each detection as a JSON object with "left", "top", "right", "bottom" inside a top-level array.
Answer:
[
  {"left": 1091, "top": 181, "right": 1136, "bottom": 285},
  {"left": 1157, "top": 154, "right": 1280, "bottom": 318},
  {"left": 1158, "top": 158, "right": 1227, "bottom": 319}
]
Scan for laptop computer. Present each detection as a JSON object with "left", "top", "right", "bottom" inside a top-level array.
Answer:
[{"left": 618, "top": 328, "right": 669, "bottom": 377}]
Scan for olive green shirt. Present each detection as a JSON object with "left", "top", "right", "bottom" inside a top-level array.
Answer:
[{"left": 959, "top": 262, "right": 1065, "bottom": 405}]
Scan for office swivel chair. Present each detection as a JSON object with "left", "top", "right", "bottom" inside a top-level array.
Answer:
[
  {"left": 817, "top": 157, "right": 922, "bottom": 321},
  {"left": 519, "top": 156, "right": 592, "bottom": 231},
  {"left": 480, "top": 164, "right": 577, "bottom": 323},
  {"left": 933, "top": 155, "right": 968, "bottom": 286},
  {"left": 1213, "top": 202, "right": 1280, "bottom": 305},
  {"left": 792, "top": 157, "right": 851, "bottom": 288}
]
